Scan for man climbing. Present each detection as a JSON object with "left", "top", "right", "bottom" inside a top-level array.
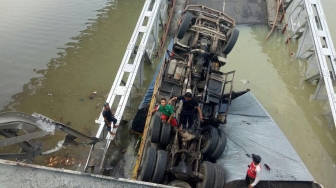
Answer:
[
  {"left": 168, "top": 92, "right": 203, "bottom": 132},
  {"left": 246, "top": 154, "right": 262, "bottom": 188},
  {"left": 151, "top": 98, "right": 178, "bottom": 127},
  {"left": 102, "top": 102, "right": 119, "bottom": 136}
]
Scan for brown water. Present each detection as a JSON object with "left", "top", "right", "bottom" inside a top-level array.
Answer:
[
  {"left": 1, "top": 0, "right": 336, "bottom": 187},
  {"left": 0, "top": 0, "right": 148, "bottom": 170}
]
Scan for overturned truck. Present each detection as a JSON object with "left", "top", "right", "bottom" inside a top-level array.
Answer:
[
  {"left": 135, "top": 5, "right": 238, "bottom": 187},
  {"left": 132, "top": 5, "right": 323, "bottom": 188}
]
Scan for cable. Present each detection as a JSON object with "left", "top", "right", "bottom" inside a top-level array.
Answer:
[{"left": 265, "top": 0, "right": 281, "bottom": 41}]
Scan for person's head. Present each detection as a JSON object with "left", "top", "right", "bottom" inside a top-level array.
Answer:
[
  {"left": 184, "top": 92, "right": 192, "bottom": 101},
  {"left": 103, "top": 102, "right": 110, "bottom": 110},
  {"left": 161, "top": 98, "right": 167, "bottom": 107},
  {"left": 252, "top": 154, "right": 261, "bottom": 165}
]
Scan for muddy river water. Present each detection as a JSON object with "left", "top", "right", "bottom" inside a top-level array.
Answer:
[{"left": 1, "top": 0, "right": 336, "bottom": 187}]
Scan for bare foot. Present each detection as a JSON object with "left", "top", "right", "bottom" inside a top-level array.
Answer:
[
  {"left": 109, "top": 132, "right": 116, "bottom": 136},
  {"left": 114, "top": 124, "right": 119, "bottom": 128}
]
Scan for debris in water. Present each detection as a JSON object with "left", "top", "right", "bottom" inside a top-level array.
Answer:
[
  {"left": 80, "top": 98, "right": 84, "bottom": 101},
  {"left": 239, "top": 79, "right": 249, "bottom": 84},
  {"left": 47, "top": 93, "right": 53, "bottom": 96},
  {"left": 89, "top": 91, "right": 97, "bottom": 99},
  {"left": 95, "top": 103, "right": 101, "bottom": 110}
]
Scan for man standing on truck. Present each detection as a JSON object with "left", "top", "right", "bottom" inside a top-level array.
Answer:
[
  {"left": 151, "top": 98, "right": 178, "bottom": 127},
  {"left": 169, "top": 92, "right": 203, "bottom": 132},
  {"left": 102, "top": 102, "right": 119, "bottom": 136},
  {"left": 246, "top": 154, "right": 262, "bottom": 188}
]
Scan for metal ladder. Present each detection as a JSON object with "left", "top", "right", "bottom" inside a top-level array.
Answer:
[{"left": 221, "top": 70, "right": 235, "bottom": 123}]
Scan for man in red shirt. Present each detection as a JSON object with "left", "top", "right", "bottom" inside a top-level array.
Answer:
[{"left": 245, "top": 154, "right": 262, "bottom": 188}]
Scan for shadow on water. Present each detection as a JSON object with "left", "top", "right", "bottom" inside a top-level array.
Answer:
[{"left": 0, "top": 0, "right": 148, "bottom": 171}]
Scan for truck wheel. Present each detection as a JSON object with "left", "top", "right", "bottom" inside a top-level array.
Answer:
[
  {"left": 160, "top": 122, "right": 171, "bottom": 145},
  {"left": 151, "top": 150, "right": 168, "bottom": 183},
  {"left": 200, "top": 126, "right": 219, "bottom": 155},
  {"left": 213, "top": 163, "right": 226, "bottom": 188},
  {"left": 138, "top": 147, "right": 157, "bottom": 182},
  {"left": 167, "top": 180, "right": 192, "bottom": 188},
  {"left": 209, "top": 128, "right": 227, "bottom": 160},
  {"left": 151, "top": 112, "right": 162, "bottom": 143},
  {"left": 197, "top": 161, "right": 215, "bottom": 188},
  {"left": 223, "top": 28, "right": 239, "bottom": 54},
  {"left": 177, "top": 12, "right": 193, "bottom": 39}
]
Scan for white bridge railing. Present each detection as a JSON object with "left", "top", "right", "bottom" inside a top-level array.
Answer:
[
  {"left": 84, "top": 0, "right": 168, "bottom": 173},
  {"left": 285, "top": 0, "right": 336, "bottom": 128}
]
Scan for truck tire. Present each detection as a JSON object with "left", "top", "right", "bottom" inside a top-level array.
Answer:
[
  {"left": 223, "top": 28, "right": 239, "bottom": 54},
  {"left": 197, "top": 161, "right": 215, "bottom": 188},
  {"left": 138, "top": 147, "right": 157, "bottom": 182},
  {"left": 213, "top": 163, "right": 226, "bottom": 188},
  {"left": 209, "top": 128, "right": 227, "bottom": 160},
  {"left": 200, "top": 126, "right": 219, "bottom": 155},
  {"left": 177, "top": 12, "right": 193, "bottom": 39},
  {"left": 151, "top": 112, "right": 162, "bottom": 143},
  {"left": 151, "top": 150, "right": 168, "bottom": 183},
  {"left": 160, "top": 121, "right": 171, "bottom": 145}
]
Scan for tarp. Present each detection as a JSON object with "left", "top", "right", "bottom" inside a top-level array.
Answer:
[
  {"left": 138, "top": 38, "right": 174, "bottom": 109},
  {"left": 217, "top": 91, "right": 315, "bottom": 183}
]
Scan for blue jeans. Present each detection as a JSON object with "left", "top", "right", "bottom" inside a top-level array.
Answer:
[
  {"left": 106, "top": 117, "right": 117, "bottom": 131},
  {"left": 181, "top": 111, "right": 194, "bottom": 129}
]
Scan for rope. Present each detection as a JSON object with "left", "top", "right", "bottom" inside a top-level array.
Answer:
[{"left": 265, "top": 0, "right": 281, "bottom": 41}]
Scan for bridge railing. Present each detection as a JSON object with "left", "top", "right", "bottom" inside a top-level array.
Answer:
[
  {"left": 285, "top": 0, "right": 336, "bottom": 128},
  {"left": 84, "top": 0, "right": 169, "bottom": 173}
]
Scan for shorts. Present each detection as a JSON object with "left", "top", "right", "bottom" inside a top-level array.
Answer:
[{"left": 161, "top": 114, "right": 178, "bottom": 127}]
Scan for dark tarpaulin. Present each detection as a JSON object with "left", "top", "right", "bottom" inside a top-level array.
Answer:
[
  {"left": 139, "top": 38, "right": 174, "bottom": 109},
  {"left": 131, "top": 38, "right": 174, "bottom": 133},
  {"left": 216, "top": 91, "right": 315, "bottom": 184}
]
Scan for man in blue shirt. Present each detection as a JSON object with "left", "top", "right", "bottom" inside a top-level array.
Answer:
[
  {"left": 102, "top": 102, "right": 118, "bottom": 135},
  {"left": 169, "top": 92, "right": 203, "bottom": 132}
]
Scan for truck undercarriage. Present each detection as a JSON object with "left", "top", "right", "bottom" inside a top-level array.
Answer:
[{"left": 135, "top": 5, "right": 240, "bottom": 187}]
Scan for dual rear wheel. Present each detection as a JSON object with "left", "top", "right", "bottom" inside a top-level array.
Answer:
[
  {"left": 200, "top": 125, "right": 227, "bottom": 160},
  {"left": 138, "top": 147, "right": 168, "bottom": 184},
  {"left": 150, "top": 112, "right": 171, "bottom": 145}
]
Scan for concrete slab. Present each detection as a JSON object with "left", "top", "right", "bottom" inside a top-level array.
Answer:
[
  {"left": 168, "top": 0, "right": 268, "bottom": 36},
  {"left": 189, "top": 0, "right": 268, "bottom": 24},
  {"left": 266, "top": 0, "right": 276, "bottom": 26},
  {"left": 0, "top": 160, "right": 171, "bottom": 188},
  {"left": 225, "top": 0, "right": 267, "bottom": 24}
]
